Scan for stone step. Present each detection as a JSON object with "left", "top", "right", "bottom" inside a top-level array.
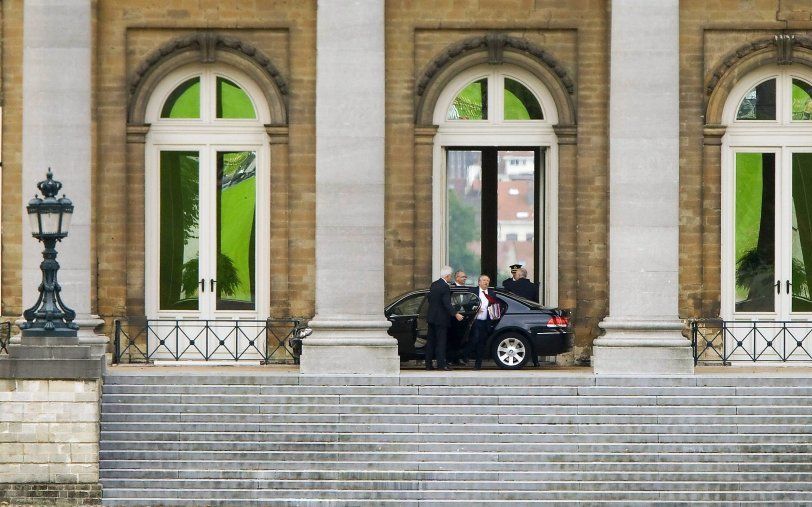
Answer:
[
  {"left": 97, "top": 468, "right": 812, "bottom": 482},
  {"left": 98, "top": 448, "right": 812, "bottom": 462},
  {"left": 98, "top": 459, "right": 812, "bottom": 473},
  {"left": 99, "top": 393, "right": 812, "bottom": 406},
  {"left": 98, "top": 487, "right": 812, "bottom": 501},
  {"left": 97, "top": 412, "right": 812, "bottom": 426},
  {"left": 98, "top": 433, "right": 812, "bottom": 448},
  {"left": 101, "top": 373, "right": 812, "bottom": 387},
  {"left": 97, "top": 477, "right": 812, "bottom": 492}
]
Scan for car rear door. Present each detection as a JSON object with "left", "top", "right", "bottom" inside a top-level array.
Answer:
[{"left": 386, "top": 293, "right": 426, "bottom": 356}]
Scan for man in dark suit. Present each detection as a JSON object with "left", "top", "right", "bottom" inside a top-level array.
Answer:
[
  {"left": 426, "top": 266, "right": 464, "bottom": 371},
  {"left": 467, "top": 274, "right": 497, "bottom": 369},
  {"left": 510, "top": 267, "right": 539, "bottom": 303}
]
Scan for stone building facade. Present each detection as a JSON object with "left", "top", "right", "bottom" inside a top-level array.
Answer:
[{"left": 1, "top": 0, "right": 811, "bottom": 372}]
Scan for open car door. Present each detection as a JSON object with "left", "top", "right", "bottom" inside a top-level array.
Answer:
[
  {"left": 449, "top": 290, "right": 481, "bottom": 356},
  {"left": 385, "top": 293, "right": 427, "bottom": 357}
]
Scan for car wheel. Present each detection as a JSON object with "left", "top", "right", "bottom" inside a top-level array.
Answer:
[{"left": 492, "top": 333, "right": 531, "bottom": 369}]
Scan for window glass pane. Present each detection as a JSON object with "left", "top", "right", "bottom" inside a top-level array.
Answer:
[
  {"left": 160, "top": 78, "right": 200, "bottom": 118},
  {"left": 792, "top": 79, "right": 812, "bottom": 120},
  {"left": 497, "top": 150, "right": 536, "bottom": 288},
  {"left": 391, "top": 295, "right": 426, "bottom": 316},
  {"left": 736, "top": 79, "right": 776, "bottom": 120},
  {"left": 735, "top": 152, "right": 775, "bottom": 312},
  {"left": 792, "top": 153, "right": 812, "bottom": 312},
  {"left": 216, "top": 151, "right": 257, "bottom": 311},
  {"left": 160, "top": 151, "right": 200, "bottom": 310},
  {"left": 447, "top": 150, "right": 482, "bottom": 279},
  {"left": 504, "top": 78, "right": 543, "bottom": 120},
  {"left": 447, "top": 79, "right": 487, "bottom": 120},
  {"left": 216, "top": 77, "right": 256, "bottom": 119}
]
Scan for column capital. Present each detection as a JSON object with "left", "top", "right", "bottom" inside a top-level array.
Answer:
[
  {"left": 126, "top": 123, "right": 151, "bottom": 144},
  {"left": 414, "top": 125, "right": 439, "bottom": 144},
  {"left": 703, "top": 124, "right": 727, "bottom": 146},
  {"left": 553, "top": 124, "right": 578, "bottom": 144}
]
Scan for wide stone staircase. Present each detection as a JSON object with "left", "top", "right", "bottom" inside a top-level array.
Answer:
[{"left": 100, "top": 369, "right": 812, "bottom": 505}]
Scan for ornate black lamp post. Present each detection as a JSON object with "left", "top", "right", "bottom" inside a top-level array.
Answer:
[{"left": 19, "top": 169, "right": 79, "bottom": 337}]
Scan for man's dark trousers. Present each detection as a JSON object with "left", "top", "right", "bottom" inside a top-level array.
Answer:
[
  {"left": 426, "top": 323, "right": 448, "bottom": 368},
  {"left": 468, "top": 319, "right": 489, "bottom": 368}
]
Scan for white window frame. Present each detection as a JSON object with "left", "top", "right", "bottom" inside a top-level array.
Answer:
[
  {"left": 144, "top": 64, "right": 271, "bottom": 321},
  {"left": 432, "top": 64, "right": 559, "bottom": 306},
  {"left": 721, "top": 65, "right": 812, "bottom": 321}
]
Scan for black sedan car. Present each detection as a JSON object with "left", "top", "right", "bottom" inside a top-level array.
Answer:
[{"left": 386, "top": 287, "right": 573, "bottom": 369}]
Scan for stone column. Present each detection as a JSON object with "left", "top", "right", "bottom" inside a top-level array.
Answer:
[
  {"left": 21, "top": 0, "right": 106, "bottom": 356},
  {"left": 299, "top": 0, "right": 400, "bottom": 374},
  {"left": 593, "top": 0, "right": 694, "bottom": 374}
]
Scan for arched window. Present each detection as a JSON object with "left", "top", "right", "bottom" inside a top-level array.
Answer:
[
  {"left": 432, "top": 65, "right": 559, "bottom": 304},
  {"left": 723, "top": 66, "right": 812, "bottom": 332},
  {"left": 144, "top": 64, "right": 271, "bottom": 321}
]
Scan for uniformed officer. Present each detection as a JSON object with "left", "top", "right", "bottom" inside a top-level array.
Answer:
[{"left": 502, "top": 264, "right": 523, "bottom": 292}]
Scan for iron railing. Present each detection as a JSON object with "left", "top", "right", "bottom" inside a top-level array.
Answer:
[
  {"left": 113, "top": 318, "right": 306, "bottom": 364},
  {"left": 0, "top": 321, "right": 11, "bottom": 355},
  {"left": 691, "top": 319, "right": 812, "bottom": 365}
]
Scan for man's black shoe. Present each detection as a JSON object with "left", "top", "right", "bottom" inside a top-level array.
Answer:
[
  {"left": 474, "top": 363, "right": 482, "bottom": 370},
  {"left": 425, "top": 364, "right": 435, "bottom": 370},
  {"left": 442, "top": 365, "right": 453, "bottom": 371}
]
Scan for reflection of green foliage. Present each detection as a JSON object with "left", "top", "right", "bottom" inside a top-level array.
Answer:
[
  {"left": 792, "top": 80, "right": 812, "bottom": 120},
  {"left": 450, "top": 79, "right": 486, "bottom": 120},
  {"left": 161, "top": 78, "right": 200, "bottom": 118},
  {"left": 448, "top": 190, "right": 480, "bottom": 278},
  {"left": 217, "top": 78, "right": 256, "bottom": 119},
  {"left": 160, "top": 152, "right": 200, "bottom": 309},
  {"left": 218, "top": 153, "right": 256, "bottom": 303},
  {"left": 180, "top": 254, "right": 241, "bottom": 298}
]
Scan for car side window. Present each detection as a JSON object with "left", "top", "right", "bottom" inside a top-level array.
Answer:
[
  {"left": 390, "top": 294, "right": 426, "bottom": 316},
  {"left": 452, "top": 292, "right": 481, "bottom": 313}
]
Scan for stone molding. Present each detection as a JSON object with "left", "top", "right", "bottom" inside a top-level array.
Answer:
[
  {"left": 553, "top": 124, "right": 578, "bottom": 145},
  {"left": 125, "top": 123, "right": 151, "bottom": 144},
  {"left": 127, "top": 31, "right": 289, "bottom": 125},
  {"left": 265, "top": 125, "right": 290, "bottom": 145},
  {"left": 705, "top": 34, "right": 812, "bottom": 124},
  {"left": 702, "top": 124, "right": 727, "bottom": 146},
  {"left": 415, "top": 33, "right": 574, "bottom": 97},
  {"left": 414, "top": 125, "right": 439, "bottom": 145},
  {"left": 414, "top": 32, "right": 577, "bottom": 126}
]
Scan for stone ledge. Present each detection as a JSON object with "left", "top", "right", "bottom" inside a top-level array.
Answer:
[
  {"left": 0, "top": 357, "right": 104, "bottom": 380},
  {"left": 0, "top": 482, "right": 101, "bottom": 506}
]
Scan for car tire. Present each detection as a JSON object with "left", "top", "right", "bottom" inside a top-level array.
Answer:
[{"left": 492, "top": 332, "right": 531, "bottom": 369}]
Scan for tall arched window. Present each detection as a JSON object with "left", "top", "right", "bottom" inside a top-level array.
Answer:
[
  {"left": 432, "top": 64, "right": 559, "bottom": 303},
  {"left": 144, "top": 64, "right": 271, "bottom": 321},
  {"left": 723, "top": 66, "right": 812, "bottom": 332}
]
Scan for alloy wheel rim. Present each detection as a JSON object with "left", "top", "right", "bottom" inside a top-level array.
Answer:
[{"left": 497, "top": 337, "right": 525, "bottom": 366}]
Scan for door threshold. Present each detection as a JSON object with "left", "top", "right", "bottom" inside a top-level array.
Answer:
[{"left": 152, "top": 360, "right": 263, "bottom": 367}]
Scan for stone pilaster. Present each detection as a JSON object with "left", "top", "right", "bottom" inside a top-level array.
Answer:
[
  {"left": 593, "top": 0, "right": 693, "bottom": 374},
  {"left": 299, "top": 0, "right": 399, "bottom": 374},
  {"left": 21, "top": 0, "right": 106, "bottom": 356}
]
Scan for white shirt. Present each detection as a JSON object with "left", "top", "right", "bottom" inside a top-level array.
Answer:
[{"left": 476, "top": 289, "right": 489, "bottom": 320}]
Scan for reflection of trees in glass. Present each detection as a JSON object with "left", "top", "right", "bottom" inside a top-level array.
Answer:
[
  {"left": 793, "top": 154, "right": 812, "bottom": 311},
  {"left": 160, "top": 152, "right": 200, "bottom": 309},
  {"left": 180, "top": 255, "right": 241, "bottom": 298},
  {"left": 448, "top": 190, "right": 480, "bottom": 277},
  {"left": 792, "top": 79, "right": 812, "bottom": 121},
  {"left": 735, "top": 153, "right": 775, "bottom": 312}
]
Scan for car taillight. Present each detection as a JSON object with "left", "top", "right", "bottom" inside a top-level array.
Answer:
[{"left": 546, "top": 315, "right": 569, "bottom": 328}]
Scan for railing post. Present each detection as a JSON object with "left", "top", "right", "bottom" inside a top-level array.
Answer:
[
  {"left": 114, "top": 320, "right": 121, "bottom": 364},
  {"left": 691, "top": 320, "right": 698, "bottom": 366}
]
